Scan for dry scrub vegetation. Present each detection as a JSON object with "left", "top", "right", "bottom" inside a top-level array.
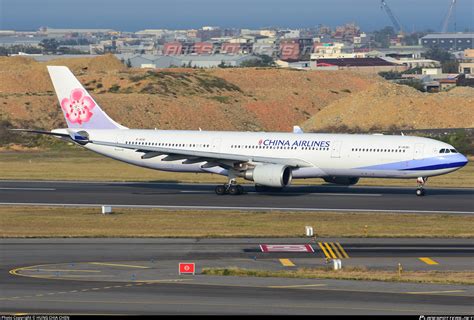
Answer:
[
  {"left": 2, "top": 54, "right": 471, "bottom": 136},
  {"left": 1, "top": 206, "right": 473, "bottom": 238},
  {"left": 202, "top": 267, "right": 474, "bottom": 285}
]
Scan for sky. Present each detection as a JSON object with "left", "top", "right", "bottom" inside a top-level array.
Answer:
[{"left": 0, "top": 0, "right": 473, "bottom": 32}]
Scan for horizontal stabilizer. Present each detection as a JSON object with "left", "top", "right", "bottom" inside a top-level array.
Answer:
[{"left": 8, "top": 129, "right": 71, "bottom": 138}]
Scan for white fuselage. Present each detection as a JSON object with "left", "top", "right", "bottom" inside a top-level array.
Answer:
[{"left": 78, "top": 129, "right": 468, "bottom": 180}]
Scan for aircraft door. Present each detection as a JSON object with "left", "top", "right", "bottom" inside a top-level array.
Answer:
[
  {"left": 414, "top": 143, "right": 424, "bottom": 160},
  {"left": 331, "top": 141, "right": 342, "bottom": 158},
  {"left": 212, "top": 138, "right": 222, "bottom": 153}
]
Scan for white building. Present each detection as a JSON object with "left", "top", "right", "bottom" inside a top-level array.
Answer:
[{"left": 116, "top": 53, "right": 261, "bottom": 68}]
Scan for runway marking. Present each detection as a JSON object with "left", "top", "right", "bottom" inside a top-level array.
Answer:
[
  {"left": 268, "top": 284, "right": 327, "bottom": 289},
  {"left": 335, "top": 243, "right": 350, "bottom": 258},
  {"left": 324, "top": 243, "right": 337, "bottom": 259},
  {"left": 89, "top": 262, "right": 150, "bottom": 269},
  {"left": 279, "top": 259, "right": 296, "bottom": 267},
  {"left": 22, "top": 268, "right": 101, "bottom": 273},
  {"left": 318, "top": 242, "right": 349, "bottom": 259},
  {"left": 54, "top": 275, "right": 115, "bottom": 278},
  {"left": 1, "top": 202, "right": 472, "bottom": 215},
  {"left": 419, "top": 257, "right": 439, "bottom": 265},
  {"left": 0, "top": 187, "right": 56, "bottom": 191},
  {"left": 405, "top": 290, "right": 465, "bottom": 295},
  {"left": 329, "top": 243, "right": 343, "bottom": 258}
]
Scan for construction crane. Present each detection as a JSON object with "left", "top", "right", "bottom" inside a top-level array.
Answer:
[
  {"left": 380, "top": 0, "right": 403, "bottom": 33},
  {"left": 441, "top": 0, "right": 457, "bottom": 33}
]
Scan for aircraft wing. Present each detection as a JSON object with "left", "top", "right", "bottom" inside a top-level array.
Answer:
[{"left": 91, "top": 140, "right": 314, "bottom": 169}]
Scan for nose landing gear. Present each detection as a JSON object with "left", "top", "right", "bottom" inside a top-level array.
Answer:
[{"left": 416, "top": 177, "right": 428, "bottom": 196}]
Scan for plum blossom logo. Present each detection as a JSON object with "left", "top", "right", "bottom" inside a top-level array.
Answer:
[
  {"left": 258, "top": 139, "right": 263, "bottom": 145},
  {"left": 60, "top": 88, "right": 95, "bottom": 125}
]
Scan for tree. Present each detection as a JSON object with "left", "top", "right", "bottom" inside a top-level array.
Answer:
[
  {"left": 39, "top": 39, "right": 59, "bottom": 52},
  {"left": 373, "top": 26, "right": 396, "bottom": 48},
  {"left": 424, "top": 47, "right": 458, "bottom": 73},
  {"left": 240, "top": 54, "right": 275, "bottom": 68},
  {"left": 424, "top": 47, "right": 452, "bottom": 63}
]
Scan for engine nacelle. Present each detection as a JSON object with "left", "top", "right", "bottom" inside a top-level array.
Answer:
[
  {"left": 323, "top": 176, "right": 360, "bottom": 186},
  {"left": 244, "top": 164, "right": 292, "bottom": 188}
]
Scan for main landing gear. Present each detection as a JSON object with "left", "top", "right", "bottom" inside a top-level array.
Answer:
[
  {"left": 215, "top": 179, "right": 244, "bottom": 195},
  {"left": 416, "top": 177, "right": 428, "bottom": 196}
]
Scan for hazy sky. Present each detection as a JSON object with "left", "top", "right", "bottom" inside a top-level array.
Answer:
[{"left": 0, "top": 0, "right": 473, "bottom": 32}]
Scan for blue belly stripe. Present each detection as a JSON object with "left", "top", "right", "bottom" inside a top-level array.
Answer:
[{"left": 402, "top": 161, "right": 468, "bottom": 171}]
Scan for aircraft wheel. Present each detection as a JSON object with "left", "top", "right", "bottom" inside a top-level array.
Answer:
[
  {"left": 416, "top": 188, "right": 425, "bottom": 197},
  {"left": 215, "top": 185, "right": 226, "bottom": 195},
  {"left": 228, "top": 185, "right": 240, "bottom": 195}
]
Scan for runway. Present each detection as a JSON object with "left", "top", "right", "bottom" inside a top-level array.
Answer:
[
  {"left": 1, "top": 238, "right": 473, "bottom": 315},
  {"left": 0, "top": 180, "right": 473, "bottom": 214}
]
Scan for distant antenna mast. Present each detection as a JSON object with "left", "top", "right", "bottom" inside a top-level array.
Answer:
[
  {"left": 441, "top": 0, "right": 457, "bottom": 33},
  {"left": 380, "top": 0, "right": 403, "bottom": 33}
]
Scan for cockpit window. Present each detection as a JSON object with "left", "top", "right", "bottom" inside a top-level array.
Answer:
[
  {"left": 440, "top": 149, "right": 446, "bottom": 153},
  {"left": 450, "top": 149, "right": 458, "bottom": 153}
]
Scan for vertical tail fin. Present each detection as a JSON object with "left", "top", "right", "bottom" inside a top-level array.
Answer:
[{"left": 47, "top": 66, "right": 127, "bottom": 129}]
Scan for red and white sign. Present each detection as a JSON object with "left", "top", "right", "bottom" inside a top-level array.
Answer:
[
  {"left": 260, "top": 244, "right": 314, "bottom": 253},
  {"left": 179, "top": 263, "right": 195, "bottom": 275}
]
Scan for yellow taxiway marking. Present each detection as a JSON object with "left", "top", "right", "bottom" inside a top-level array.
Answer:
[
  {"left": 329, "top": 243, "right": 343, "bottom": 258},
  {"left": 335, "top": 243, "right": 349, "bottom": 258},
  {"left": 268, "top": 284, "right": 327, "bottom": 289},
  {"left": 22, "top": 269, "right": 101, "bottom": 273},
  {"left": 405, "top": 290, "right": 465, "bottom": 295},
  {"left": 89, "top": 262, "right": 150, "bottom": 269},
  {"left": 323, "top": 243, "right": 338, "bottom": 259},
  {"left": 55, "top": 275, "right": 115, "bottom": 278},
  {"left": 318, "top": 242, "right": 331, "bottom": 259},
  {"left": 318, "top": 242, "right": 349, "bottom": 259},
  {"left": 419, "top": 257, "right": 439, "bottom": 265},
  {"left": 279, "top": 259, "right": 295, "bottom": 267}
]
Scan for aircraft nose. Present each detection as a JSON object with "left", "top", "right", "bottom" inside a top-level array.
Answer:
[{"left": 453, "top": 153, "right": 469, "bottom": 168}]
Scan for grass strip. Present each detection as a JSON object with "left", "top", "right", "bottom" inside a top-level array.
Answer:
[
  {"left": 0, "top": 207, "right": 473, "bottom": 238},
  {"left": 201, "top": 267, "right": 474, "bottom": 285}
]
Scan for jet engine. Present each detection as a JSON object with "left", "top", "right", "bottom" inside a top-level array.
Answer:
[{"left": 244, "top": 164, "right": 292, "bottom": 188}]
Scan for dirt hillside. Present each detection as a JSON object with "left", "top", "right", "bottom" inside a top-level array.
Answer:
[
  {"left": 302, "top": 82, "right": 474, "bottom": 131},
  {"left": 0, "top": 55, "right": 472, "bottom": 134},
  {"left": 0, "top": 55, "right": 378, "bottom": 131}
]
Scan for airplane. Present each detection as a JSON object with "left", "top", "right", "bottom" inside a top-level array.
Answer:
[{"left": 12, "top": 66, "right": 468, "bottom": 197}]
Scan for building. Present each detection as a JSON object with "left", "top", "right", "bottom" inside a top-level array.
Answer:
[
  {"left": 163, "top": 42, "right": 183, "bottom": 55},
  {"left": 221, "top": 43, "right": 241, "bottom": 54},
  {"left": 116, "top": 53, "right": 260, "bottom": 68},
  {"left": 279, "top": 39, "right": 299, "bottom": 61},
  {"left": 420, "top": 33, "right": 474, "bottom": 51},
  {"left": 275, "top": 59, "right": 310, "bottom": 70},
  {"left": 459, "top": 62, "right": 474, "bottom": 76},
  {"left": 193, "top": 42, "right": 214, "bottom": 55},
  {"left": 44, "top": 28, "right": 116, "bottom": 38},
  {"left": 458, "top": 49, "right": 474, "bottom": 76},
  {"left": 310, "top": 57, "right": 406, "bottom": 73},
  {"left": 311, "top": 42, "right": 361, "bottom": 59}
]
